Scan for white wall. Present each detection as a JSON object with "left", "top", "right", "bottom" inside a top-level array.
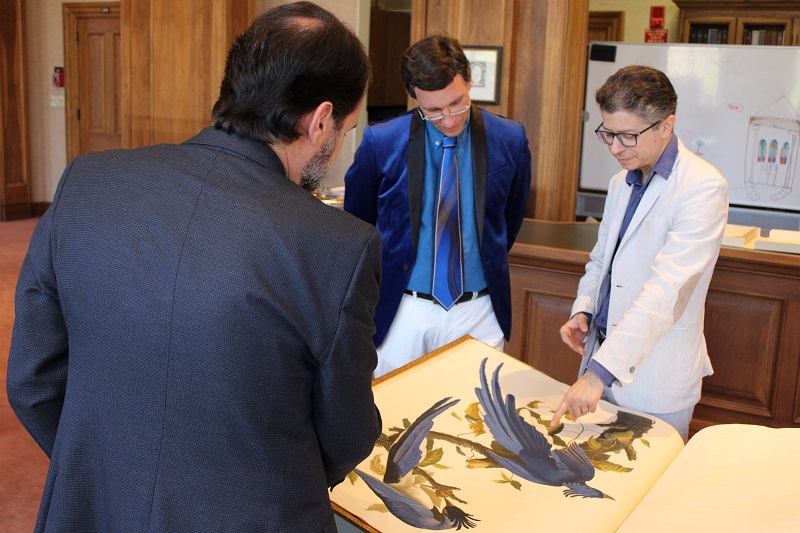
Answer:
[
  {"left": 25, "top": 0, "right": 108, "bottom": 204},
  {"left": 589, "top": 0, "right": 680, "bottom": 44}
]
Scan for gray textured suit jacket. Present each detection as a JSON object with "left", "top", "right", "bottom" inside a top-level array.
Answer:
[{"left": 7, "top": 127, "right": 382, "bottom": 532}]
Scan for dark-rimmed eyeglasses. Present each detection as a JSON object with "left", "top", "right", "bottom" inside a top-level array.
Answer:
[
  {"left": 594, "top": 121, "right": 661, "bottom": 147},
  {"left": 417, "top": 104, "right": 471, "bottom": 123}
]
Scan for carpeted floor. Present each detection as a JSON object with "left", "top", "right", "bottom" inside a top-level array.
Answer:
[{"left": 0, "top": 217, "right": 48, "bottom": 532}]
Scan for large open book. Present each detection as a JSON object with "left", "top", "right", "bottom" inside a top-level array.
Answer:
[{"left": 331, "top": 337, "right": 800, "bottom": 532}]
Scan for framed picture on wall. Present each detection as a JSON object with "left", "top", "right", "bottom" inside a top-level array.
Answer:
[{"left": 463, "top": 45, "right": 502, "bottom": 104}]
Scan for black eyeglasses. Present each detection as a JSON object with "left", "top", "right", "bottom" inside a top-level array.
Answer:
[{"left": 595, "top": 121, "right": 661, "bottom": 147}]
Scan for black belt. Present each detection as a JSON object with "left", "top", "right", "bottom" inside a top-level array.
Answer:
[{"left": 404, "top": 288, "right": 489, "bottom": 306}]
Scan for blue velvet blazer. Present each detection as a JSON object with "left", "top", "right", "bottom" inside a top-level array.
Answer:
[{"left": 344, "top": 107, "right": 532, "bottom": 346}]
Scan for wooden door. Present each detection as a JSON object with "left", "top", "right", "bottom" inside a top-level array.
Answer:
[
  {"left": 0, "top": 0, "right": 32, "bottom": 220},
  {"left": 588, "top": 11, "right": 624, "bottom": 42},
  {"left": 122, "top": 0, "right": 255, "bottom": 148},
  {"left": 64, "top": 3, "right": 121, "bottom": 161}
]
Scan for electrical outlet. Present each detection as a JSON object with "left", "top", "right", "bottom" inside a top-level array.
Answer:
[{"left": 50, "top": 95, "right": 65, "bottom": 107}]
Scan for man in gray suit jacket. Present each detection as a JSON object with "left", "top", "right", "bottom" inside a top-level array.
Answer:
[
  {"left": 7, "top": 3, "right": 381, "bottom": 531},
  {"left": 551, "top": 66, "right": 728, "bottom": 442}
]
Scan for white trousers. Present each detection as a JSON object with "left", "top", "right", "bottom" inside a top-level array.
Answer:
[{"left": 375, "top": 293, "right": 504, "bottom": 378}]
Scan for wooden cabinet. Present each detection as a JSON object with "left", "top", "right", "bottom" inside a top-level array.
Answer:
[
  {"left": 675, "top": 1, "right": 800, "bottom": 45},
  {"left": 506, "top": 220, "right": 800, "bottom": 435}
]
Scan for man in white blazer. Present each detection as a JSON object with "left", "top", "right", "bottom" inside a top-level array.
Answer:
[{"left": 551, "top": 66, "right": 728, "bottom": 442}]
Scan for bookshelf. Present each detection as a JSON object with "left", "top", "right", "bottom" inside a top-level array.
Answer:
[{"left": 675, "top": 1, "right": 799, "bottom": 46}]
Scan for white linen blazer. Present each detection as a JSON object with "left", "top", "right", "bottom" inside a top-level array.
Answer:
[{"left": 572, "top": 137, "right": 728, "bottom": 414}]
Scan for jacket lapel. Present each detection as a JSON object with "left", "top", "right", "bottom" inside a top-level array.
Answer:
[
  {"left": 619, "top": 173, "right": 669, "bottom": 250},
  {"left": 471, "top": 107, "right": 488, "bottom": 245},
  {"left": 604, "top": 187, "right": 630, "bottom": 265},
  {"left": 408, "top": 111, "right": 426, "bottom": 250}
]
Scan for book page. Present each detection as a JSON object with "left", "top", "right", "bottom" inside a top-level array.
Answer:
[
  {"left": 618, "top": 424, "right": 800, "bottom": 532},
  {"left": 332, "top": 337, "right": 683, "bottom": 532}
]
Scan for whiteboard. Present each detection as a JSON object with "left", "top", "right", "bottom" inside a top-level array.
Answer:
[{"left": 579, "top": 42, "right": 800, "bottom": 213}]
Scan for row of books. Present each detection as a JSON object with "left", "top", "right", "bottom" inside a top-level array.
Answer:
[
  {"left": 743, "top": 28, "right": 784, "bottom": 45},
  {"left": 722, "top": 224, "right": 800, "bottom": 254},
  {"left": 687, "top": 27, "right": 786, "bottom": 46},
  {"left": 688, "top": 27, "right": 728, "bottom": 44}
]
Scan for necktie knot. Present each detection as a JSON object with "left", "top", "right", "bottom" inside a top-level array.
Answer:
[{"left": 442, "top": 136, "right": 457, "bottom": 149}]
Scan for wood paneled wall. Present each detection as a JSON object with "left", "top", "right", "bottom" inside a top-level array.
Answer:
[
  {"left": 411, "top": 0, "right": 589, "bottom": 221},
  {"left": 0, "top": 0, "right": 32, "bottom": 220},
  {"left": 121, "top": 0, "right": 254, "bottom": 148}
]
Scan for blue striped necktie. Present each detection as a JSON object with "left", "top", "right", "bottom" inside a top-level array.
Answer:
[{"left": 432, "top": 136, "right": 463, "bottom": 310}]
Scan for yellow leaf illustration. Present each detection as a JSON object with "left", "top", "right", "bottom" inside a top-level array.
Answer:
[
  {"left": 542, "top": 419, "right": 564, "bottom": 436},
  {"left": 419, "top": 447, "right": 444, "bottom": 467},
  {"left": 420, "top": 485, "right": 443, "bottom": 508},
  {"left": 466, "top": 458, "right": 495, "bottom": 469},
  {"left": 469, "top": 419, "right": 486, "bottom": 436},
  {"left": 609, "top": 430, "right": 634, "bottom": 442},
  {"left": 592, "top": 460, "right": 633, "bottom": 473},
  {"left": 369, "top": 454, "right": 386, "bottom": 476},
  {"left": 346, "top": 471, "right": 359, "bottom": 485},
  {"left": 367, "top": 503, "right": 389, "bottom": 513},
  {"left": 465, "top": 402, "right": 481, "bottom": 420},
  {"left": 587, "top": 436, "right": 603, "bottom": 449}
]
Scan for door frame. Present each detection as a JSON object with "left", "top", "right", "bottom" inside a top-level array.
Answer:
[
  {"left": 63, "top": 2, "right": 121, "bottom": 162},
  {"left": 588, "top": 11, "right": 625, "bottom": 42}
]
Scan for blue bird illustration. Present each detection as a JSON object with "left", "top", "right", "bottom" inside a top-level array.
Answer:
[
  {"left": 355, "top": 397, "right": 479, "bottom": 530},
  {"left": 475, "top": 358, "right": 613, "bottom": 499}
]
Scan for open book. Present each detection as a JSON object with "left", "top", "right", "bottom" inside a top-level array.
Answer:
[{"left": 331, "top": 337, "right": 800, "bottom": 532}]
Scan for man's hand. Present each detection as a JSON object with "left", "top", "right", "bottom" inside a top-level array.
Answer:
[
  {"left": 559, "top": 313, "right": 590, "bottom": 356},
  {"left": 550, "top": 370, "right": 605, "bottom": 427}
]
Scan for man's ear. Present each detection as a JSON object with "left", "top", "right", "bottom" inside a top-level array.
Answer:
[
  {"left": 303, "top": 101, "right": 334, "bottom": 146},
  {"left": 660, "top": 115, "right": 676, "bottom": 137}
]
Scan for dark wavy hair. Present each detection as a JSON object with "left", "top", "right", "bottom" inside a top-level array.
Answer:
[
  {"left": 400, "top": 34, "right": 471, "bottom": 99},
  {"left": 595, "top": 65, "right": 677, "bottom": 123},
  {"left": 212, "top": 2, "right": 370, "bottom": 144}
]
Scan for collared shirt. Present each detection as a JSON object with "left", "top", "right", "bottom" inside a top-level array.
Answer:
[
  {"left": 406, "top": 115, "right": 487, "bottom": 294},
  {"left": 588, "top": 134, "right": 679, "bottom": 385}
]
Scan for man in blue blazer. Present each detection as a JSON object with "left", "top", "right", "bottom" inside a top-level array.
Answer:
[
  {"left": 7, "top": 4, "right": 381, "bottom": 531},
  {"left": 345, "top": 35, "right": 531, "bottom": 377}
]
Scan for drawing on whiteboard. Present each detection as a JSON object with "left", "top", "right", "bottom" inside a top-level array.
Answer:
[
  {"left": 744, "top": 96, "right": 800, "bottom": 202},
  {"left": 678, "top": 129, "right": 706, "bottom": 156}
]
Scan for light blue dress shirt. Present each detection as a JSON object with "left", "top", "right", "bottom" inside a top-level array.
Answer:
[{"left": 406, "top": 117, "right": 487, "bottom": 294}]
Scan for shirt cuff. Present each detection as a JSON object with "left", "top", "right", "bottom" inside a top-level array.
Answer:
[{"left": 586, "top": 359, "right": 616, "bottom": 387}]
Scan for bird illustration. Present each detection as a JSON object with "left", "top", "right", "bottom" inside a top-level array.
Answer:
[
  {"left": 475, "top": 358, "right": 613, "bottom": 499},
  {"left": 355, "top": 397, "right": 479, "bottom": 530}
]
